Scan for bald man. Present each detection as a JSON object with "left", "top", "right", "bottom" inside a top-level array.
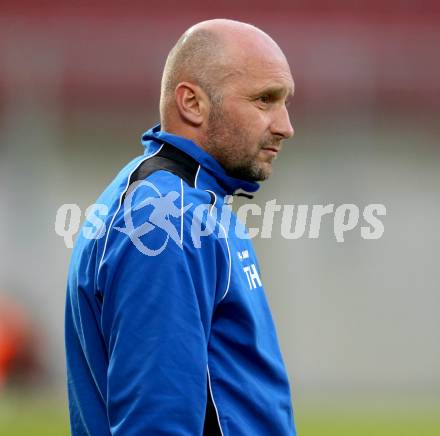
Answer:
[{"left": 66, "top": 19, "right": 296, "bottom": 435}]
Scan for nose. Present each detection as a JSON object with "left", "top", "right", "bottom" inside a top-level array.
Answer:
[{"left": 270, "top": 105, "right": 294, "bottom": 139}]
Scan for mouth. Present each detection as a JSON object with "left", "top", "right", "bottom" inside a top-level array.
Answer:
[{"left": 260, "top": 146, "right": 281, "bottom": 156}]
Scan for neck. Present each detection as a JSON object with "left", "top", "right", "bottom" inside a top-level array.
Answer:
[{"left": 161, "top": 122, "right": 208, "bottom": 154}]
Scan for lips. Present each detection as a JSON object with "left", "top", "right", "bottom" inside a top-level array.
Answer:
[{"left": 262, "top": 146, "right": 280, "bottom": 153}]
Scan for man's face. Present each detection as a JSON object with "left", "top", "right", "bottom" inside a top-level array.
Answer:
[{"left": 204, "top": 53, "right": 294, "bottom": 181}]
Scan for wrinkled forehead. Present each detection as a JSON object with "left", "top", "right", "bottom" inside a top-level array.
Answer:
[
  {"left": 220, "top": 33, "right": 294, "bottom": 94},
  {"left": 226, "top": 54, "right": 294, "bottom": 97}
]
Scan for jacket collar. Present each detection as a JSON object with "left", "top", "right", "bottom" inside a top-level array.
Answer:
[{"left": 141, "top": 124, "right": 260, "bottom": 196}]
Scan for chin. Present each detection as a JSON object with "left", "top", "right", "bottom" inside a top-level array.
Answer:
[
  {"left": 259, "top": 172, "right": 272, "bottom": 181},
  {"left": 253, "top": 167, "right": 272, "bottom": 182},
  {"left": 259, "top": 163, "right": 273, "bottom": 180}
]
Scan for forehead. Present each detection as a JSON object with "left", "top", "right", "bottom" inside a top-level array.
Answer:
[{"left": 227, "top": 51, "right": 294, "bottom": 97}]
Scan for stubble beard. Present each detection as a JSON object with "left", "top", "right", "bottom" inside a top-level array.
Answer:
[{"left": 205, "top": 103, "right": 276, "bottom": 182}]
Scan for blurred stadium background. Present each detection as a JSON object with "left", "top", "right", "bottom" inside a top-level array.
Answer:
[{"left": 0, "top": 0, "right": 439, "bottom": 434}]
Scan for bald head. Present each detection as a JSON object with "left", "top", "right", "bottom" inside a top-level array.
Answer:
[
  {"left": 160, "top": 25, "right": 224, "bottom": 115},
  {"left": 159, "top": 19, "right": 289, "bottom": 128}
]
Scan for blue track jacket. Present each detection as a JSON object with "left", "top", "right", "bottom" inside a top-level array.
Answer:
[{"left": 65, "top": 124, "right": 296, "bottom": 435}]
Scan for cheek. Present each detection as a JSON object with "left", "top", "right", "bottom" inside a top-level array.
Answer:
[
  {"left": 242, "top": 105, "right": 266, "bottom": 128},
  {"left": 221, "top": 103, "right": 268, "bottom": 150},
  {"left": 225, "top": 100, "right": 264, "bottom": 126},
  {"left": 244, "top": 108, "right": 269, "bottom": 135}
]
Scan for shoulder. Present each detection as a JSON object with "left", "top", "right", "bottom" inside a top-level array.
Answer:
[{"left": 110, "top": 169, "right": 218, "bottom": 254}]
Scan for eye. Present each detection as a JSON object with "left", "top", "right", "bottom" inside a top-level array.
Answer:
[{"left": 257, "top": 94, "right": 271, "bottom": 104}]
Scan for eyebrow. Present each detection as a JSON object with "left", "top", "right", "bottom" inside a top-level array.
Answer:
[{"left": 256, "top": 84, "right": 295, "bottom": 99}]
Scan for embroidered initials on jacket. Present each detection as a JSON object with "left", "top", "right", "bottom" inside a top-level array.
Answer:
[{"left": 237, "top": 250, "right": 262, "bottom": 290}]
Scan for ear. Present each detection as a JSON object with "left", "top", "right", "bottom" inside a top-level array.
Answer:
[{"left": 174, "top": 82, "right": 209, "bottom": 126}]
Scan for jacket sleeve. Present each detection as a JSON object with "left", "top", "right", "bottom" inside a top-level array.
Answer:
[{"left": 99, "top": 183, "right": 227, "bottom": 435}]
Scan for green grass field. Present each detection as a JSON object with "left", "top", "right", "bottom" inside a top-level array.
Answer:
[
  {"left": 297, "top": 404, "right": 440, "bottom": 436},
  {"left": 1, "top": 392, "right": 439, "bottom": 435},
  {"left": 0, "top": 392, "right": 69, "bottom": 436}
]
